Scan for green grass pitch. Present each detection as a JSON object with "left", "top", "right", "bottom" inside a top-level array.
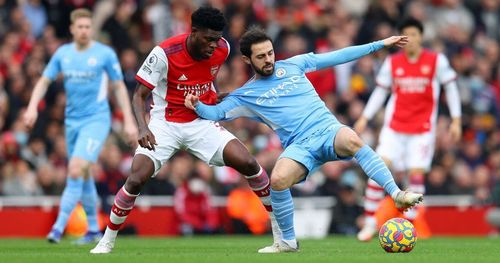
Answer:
[{"left": 1, "top": 236, "right": 499, "bottom": 263}]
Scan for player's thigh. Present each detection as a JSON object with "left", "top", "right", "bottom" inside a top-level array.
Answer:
[
  {"left": 271, "top": 156, "right": 308, "bottom": 190},
  {"left": 135, "top": 118, "right": 181, "bottom": 177},
  {"left": 376, "top": 127, "right": 405, "bottom": 169},
  {"left": 279, "top": 144, "right": 317, "bottom": 182},
  {"left": 221, "top": 139, "right": 260, "bottom": 175},
  {"left": 184, "top": 120, "right": 236, "bottom": 167},
  {"left": 71, "top": 119, "right": 111, "bottom": 163},
  {"left": 405, "top": 132, "right": 435, "bottom": 171},
  {"left": 64, "top": 122, "right": 79, "bottom": 160}
]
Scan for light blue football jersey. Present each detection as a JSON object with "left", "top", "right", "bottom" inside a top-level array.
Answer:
[
  {"left": 43, "top": 41, "right": 123, "bottom": 119},
  {"left": 195, "top": 41, "right": 384, "bottom": 148}
]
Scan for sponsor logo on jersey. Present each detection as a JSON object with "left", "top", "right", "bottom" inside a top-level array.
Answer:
[
  {"left": 394, "top": 77, "right": 430, "bottom": 93},
  {"left": 256, "top": 75, "right": 301, "bottom": 105},
  {"left": 177, "top": 82, "right": 212, "bottom": 96}
]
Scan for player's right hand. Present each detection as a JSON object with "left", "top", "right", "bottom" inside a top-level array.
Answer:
[
  {"left": 382, "top": 36, "right": 408, "bottom": 48},
  {"left": 354, "top": 117, "right": 368, "bottom": 134},
  {"left": 138, "top": 127, "right": 157, "bottom": 151},
  {"left": 185, "top": 94, "right": 199, "bottom": 110},
  {"left": 23, "top": 108, "right": 38, "bottom": 130}
]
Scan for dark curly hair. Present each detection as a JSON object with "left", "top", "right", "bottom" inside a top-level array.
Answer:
[
  {"left": 191, "top": 6, "right": 226, "bottom": 31},
  {"left": 397, "top": 17, "right": 424, "bottom": 34},
  {"left": 239, "top": 26, "right": 272, "bottom": 57}
]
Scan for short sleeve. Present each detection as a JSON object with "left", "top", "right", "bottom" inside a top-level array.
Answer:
[
  {"left": 42, "top": 47, "right": 63, "bottom": 80},
  {"left": 136, "top": 46, "right": 168, "bottom": 89},
  {"left": 105, "top": 48, "right": 124, "bottom": 81},
  {"left": 436, "top": 53, "right": 457, "bottom": 84}
]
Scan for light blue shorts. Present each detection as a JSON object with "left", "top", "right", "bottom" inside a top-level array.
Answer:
[
  {"left": 279, "top": 124, "right": 351, "bottom": 179},
  {"left": 65, "top": 113, "right": 111, "bottom": 162}
]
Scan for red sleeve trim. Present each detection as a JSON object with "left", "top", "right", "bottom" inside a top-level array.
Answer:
[
  {"left": 441, "top": 76, "right": 457, "bottom": 85},
  {"left": 375, "top": 81, "right": 391, "bottom": 90},
  {"left": 135, "top": 75, "right": 155, "bottom": 90}
]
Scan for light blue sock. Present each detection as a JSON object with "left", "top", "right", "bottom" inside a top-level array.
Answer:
[
  {"left": 355, "top": 145, "right": 401, "bottom": 198},
  {"left": 270, "top": 188, "right": 295, "bottom": 241},
  {"left": 52, "top": 177, "right": 84, "bottom": 233},
  {"left": 82, "top": 177, "right": 99, "bottom": 233}
]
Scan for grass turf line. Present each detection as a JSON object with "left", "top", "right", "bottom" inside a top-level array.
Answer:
[{"left": 0, "top": 236, "right": 499, "bottom": 263}]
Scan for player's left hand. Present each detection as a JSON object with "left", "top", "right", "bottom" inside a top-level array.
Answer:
[
  {"left": 123, "top": 121, "right": 139, "bottom": 147},
  {"left": 449, "top": 118, "right": 462, "bottom": 143},
  {"left": 382, "top": 36, "right": 409, "bottom": 48}
]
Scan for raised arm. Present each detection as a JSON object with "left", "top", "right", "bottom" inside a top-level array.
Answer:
[{"left": 314, "top": 36, "right": 408, "bottom": 70}]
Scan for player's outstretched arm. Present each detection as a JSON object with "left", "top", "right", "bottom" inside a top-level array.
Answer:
[
  {"left": 382, "top": 36, "right": 408, "bottom": 48},
  {"left": 112, "top": 80, "right": 138, "bottom": 146},
  {"left": 23, "top": 76, "right": 52, "bottom": 129},
  {"left": 133, "top": 84, "right": 157, "bottom": 151},
  {"left": 313, "top": 36, "right": 408, "bottom": 70},
  {"left": 185, "top": 94, "right": 234, "bottom": 121}
]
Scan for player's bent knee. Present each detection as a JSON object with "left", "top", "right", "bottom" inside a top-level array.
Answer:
[
  {"left": 341, "top": 131, "right": 364, "bottom": 156},
  {"left": 270, "top": 173, "right": 291, "bottom": 191},
  {"left": 243, "top": 157, "right": 259, "bottom": 172}
]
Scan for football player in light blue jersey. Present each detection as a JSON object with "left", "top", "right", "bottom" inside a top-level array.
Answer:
[
  {"left": 23, "top": 9, "right": 138, "bottom": 244},
  {"left": 186, "top": 27, "right": 423, "bottom": 253}
]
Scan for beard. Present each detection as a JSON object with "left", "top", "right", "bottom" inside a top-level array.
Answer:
[{"left": 252, "top": 62, "right": 274, "bottom": 77}]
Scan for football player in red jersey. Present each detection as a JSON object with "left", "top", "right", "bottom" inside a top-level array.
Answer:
[
  {"left": 91, "top": 6, "right": 279, "bottom": 253},
  {"left": 354, "top": 18, "right": 462, "bottom": 241}
]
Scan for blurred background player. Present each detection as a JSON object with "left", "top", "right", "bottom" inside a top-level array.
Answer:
[
  {"left": 23, "top": 8, "right": 138, "bottom": 244},
  {"left": 91, "top": 6, "right": 279, "bottom": 254},
  {"left": 186, "top": 27, "right": 423, "bottom": 253},
  {"left": 354, "top": 17, "right": 462, "bottom": 241}
]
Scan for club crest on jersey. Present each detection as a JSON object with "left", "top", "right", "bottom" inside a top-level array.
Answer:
[
  {"left": 210, "top": 66, "right": 219, "bottom": 76},
  {"left": 87, "top": 57, "right": 97, "bottom": 66},
  {"left": 395, "top": 67, "right": 404, "bottom": 76},
  {"left": 421, "top": 65, "right": 431, "bottom": 75},
  {"left": 275, "top": 68, "right": 286, "bottom": 78}
]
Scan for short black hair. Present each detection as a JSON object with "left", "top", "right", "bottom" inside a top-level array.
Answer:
[
  {"left": 191, "top": 6, "right": 226, "bottom": 31},
  {"left": 239, "top": 26, "right": 272, "bottom": 57},
  {"left": 397, "top": 17, "right": 424, "bottom": 34}
]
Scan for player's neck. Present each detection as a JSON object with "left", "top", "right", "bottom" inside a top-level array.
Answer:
[
  {"left": 74, "top": 40, "right": 93, "bottom": 51},
  {"left": 405, "top": 47, "right": 423, "bottom": 62}
]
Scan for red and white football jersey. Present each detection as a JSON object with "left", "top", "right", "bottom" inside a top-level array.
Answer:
[
  {"left": 376, "top": 49, "right": 457, "bottom": 133},
  {"left": 136, "top": 33, "right": 229, "bottom": 123}
]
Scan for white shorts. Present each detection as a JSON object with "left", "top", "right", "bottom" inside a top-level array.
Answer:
[
  {"left": 135, "top": 118, "right": 236, "bottom": 176},
  {"left": 376, "top": 126, "right": 436, "bottom": 172}
]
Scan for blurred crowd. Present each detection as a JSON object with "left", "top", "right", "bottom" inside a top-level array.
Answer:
[{"left": 0, "top": 0, "right": 499, "bottom": 234}]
